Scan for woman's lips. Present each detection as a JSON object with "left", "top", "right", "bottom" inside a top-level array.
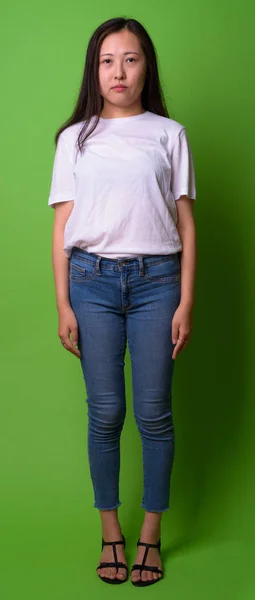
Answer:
[{"left": 112, "top": 86, "right": 127, "bottom": 91}]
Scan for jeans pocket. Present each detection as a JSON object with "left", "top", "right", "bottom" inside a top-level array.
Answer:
[
  {"left": 144, "top": 255, "right": 180, "bottom": 283},
  {"left": 69, "top": 258, "right": 97, "bottom": 282}
]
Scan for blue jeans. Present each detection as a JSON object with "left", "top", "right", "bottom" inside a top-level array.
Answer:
[{"left": 69, "top": 247, "right": 181, "bottom": 512}]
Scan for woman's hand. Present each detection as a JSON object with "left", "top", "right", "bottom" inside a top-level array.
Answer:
[
  {"left": 58, "top": 304, "right": 81, "bottom": 358},
  {"left": 171, "top": 303, "right": 193, "bottom": 360}
]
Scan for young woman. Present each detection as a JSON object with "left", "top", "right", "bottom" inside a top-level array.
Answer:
[{"left": 48, "top": 17, "right": 196, "bottom": 587}]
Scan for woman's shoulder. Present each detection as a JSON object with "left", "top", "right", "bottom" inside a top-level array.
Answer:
[
  {"left": 60, "top": 122, "right": 84, "bottom": 144},
  {"left": 146, "top": 111, "right": 185, "bottom": 136}
]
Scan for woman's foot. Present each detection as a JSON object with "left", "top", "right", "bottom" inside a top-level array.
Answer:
[
  {"left": 131, "top": 540, "right": 162, "bottom": 584},
  {"left": 97, "top": 509, "right": 128, "bottom": 582},
  {"left": 131, "top": 512, "right": 163, "bottom": 585},
  {"left": 97, "top": 537, "right": 127, "bottom": 581}
]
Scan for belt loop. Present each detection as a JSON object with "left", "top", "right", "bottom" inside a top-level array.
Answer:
[
  {"left": 95, "top": 256, "right": 102, "bottom": 276},
  {"left": 138, "top": 256, "right": 145, "bottom": 277}
]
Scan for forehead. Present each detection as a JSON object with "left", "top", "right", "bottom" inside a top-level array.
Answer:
[{"left": 100, "top": 30, "right": 141, "bottom": 54}]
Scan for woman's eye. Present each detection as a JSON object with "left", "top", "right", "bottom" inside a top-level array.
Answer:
[{"left": 102, "top": 58, "right": 135, "bottom": 64}]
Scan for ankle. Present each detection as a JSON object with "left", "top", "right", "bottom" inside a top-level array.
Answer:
[
  {"left": 140, "top": 511, "right": 162, "bottom": 535},
  {"left": 102, "top": 527, "right": 123, "bottom": 542},
  {"left": 140, "top": 524, "right": 161, "bottom": 544},
  {"left": 101, "top": 522, "right": 123, "bottom": 541},
  {"left": 99, "top": 509, "right": 123, "bottom": 541}
]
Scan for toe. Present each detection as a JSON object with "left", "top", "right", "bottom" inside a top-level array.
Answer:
[
  {"left": 141, "top": 570, "right": 148, "bottom": 582},
  {"left": 110, "top": 567, "right": 117, "bottom": 579},
  {"left": 99, "top": 567, "right": 116, "bottom": 579},
  {"left": 116, "top": 568, "right": 127, "bottom": 580},
  {"left": 131, "top": 569, "right": 140, "bottom": 583}
]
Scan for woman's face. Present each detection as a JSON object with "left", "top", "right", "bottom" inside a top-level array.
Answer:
[{"left": 98, "top": 29, "right": 147, "bottom": 115}]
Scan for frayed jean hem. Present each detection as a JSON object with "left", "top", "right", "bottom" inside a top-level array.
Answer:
[
  {"left": 141, "top": 504, "right": 169, "bottom": 513},
  {"left": 94, "top": 501, "right": 122, "bottom": 511}
]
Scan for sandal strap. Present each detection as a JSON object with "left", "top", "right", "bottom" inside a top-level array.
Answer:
[
  {"left": 100, "top": 536, "right": 126, "bottom": 567},
  {"left": 131, "top": 563, "right": 163, "bottom": 575},
  {"left": 131, "top": 538, "right": 162, "bottom": 576},
  {"left": 102, "top": 535, "right": 126, "bottom": 550},
  {"left": 102, "top": 540, "right": 126, "bottom": 547},
  {"left": 137, "top": 539, "right": 161, "bottom": 550},
  {"left": 97, "top": 561, "right": 128, "bottom": 571}
]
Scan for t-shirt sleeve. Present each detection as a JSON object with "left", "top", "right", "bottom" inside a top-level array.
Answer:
[
  {"left": 47, "top": 132, "right": 75, "bottom": 208},
  {"left": 171, "top": 128, "right": 196, "bottom": 201}
]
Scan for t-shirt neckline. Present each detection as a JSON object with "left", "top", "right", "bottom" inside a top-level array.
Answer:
[{"left": 99, "top": 111, "right": 149, "bottom": 122}]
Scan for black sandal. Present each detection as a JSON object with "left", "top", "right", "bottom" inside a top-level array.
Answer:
[
  {"left": 131, "top": 538, "right": 163, "bottom": 587},
  {"left": 96, "top": 534, "right": 128, "bottom": 584}
]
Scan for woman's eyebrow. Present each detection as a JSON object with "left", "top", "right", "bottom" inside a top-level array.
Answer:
[{"left": 100, "top": 51, "right": 140, "bottom": 56}]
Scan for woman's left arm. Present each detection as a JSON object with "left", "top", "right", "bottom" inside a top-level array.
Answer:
[{"left": 172, "top": 195, "right": 197, "bottom": 359}]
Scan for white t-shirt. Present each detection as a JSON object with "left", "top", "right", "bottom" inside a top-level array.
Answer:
[{"left": 47, "top": 110, "right": 196, "bottom": 258}]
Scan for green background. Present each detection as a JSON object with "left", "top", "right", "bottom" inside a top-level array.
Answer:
[{"left": 1, "top": 0, "right": 255, "bottom": 597}]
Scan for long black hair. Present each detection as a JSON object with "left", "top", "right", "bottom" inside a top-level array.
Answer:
[{"left": 54, "top": 16, "right": 170, "bottom": 153}]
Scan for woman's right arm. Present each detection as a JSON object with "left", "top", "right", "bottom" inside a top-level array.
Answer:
[{"left": 51, "top": 201, "right": 81, "bottom": 358}]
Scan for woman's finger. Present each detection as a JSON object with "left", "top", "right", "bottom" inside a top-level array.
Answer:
[
  {"left": 70, "top": 326, "right": 78, "bottom": 348},
  {"left": 172, "top": 323, "right": 179, "bottom": 345},
  {"left": 172, "top": 336, "right": 189, "bottom": 359},
  {"left": 60, "top": 336, "right": 81, "bottom": 358}
]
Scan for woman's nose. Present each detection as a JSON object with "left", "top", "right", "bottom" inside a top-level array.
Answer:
[{"left": 114, "top": 65, "right": 126, "bottom": 79}]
